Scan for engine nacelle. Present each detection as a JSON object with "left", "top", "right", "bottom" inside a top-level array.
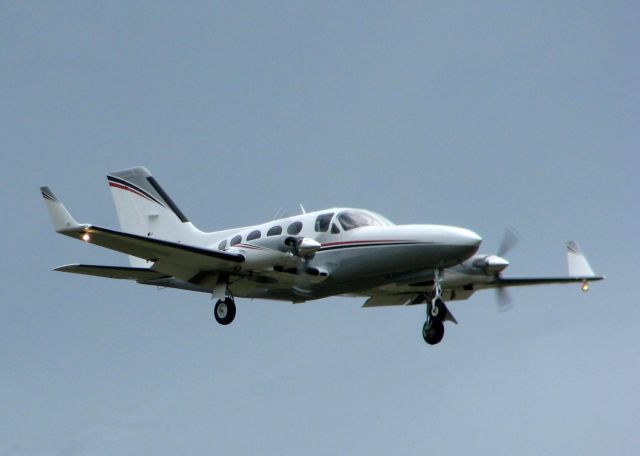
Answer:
[{"left": 285, "top": 236, "right": 322, "bottom": 260}]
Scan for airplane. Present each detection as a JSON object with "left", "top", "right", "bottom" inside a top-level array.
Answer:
[{"left": 40, "top": 167, "right": 604, "bottom": 345}]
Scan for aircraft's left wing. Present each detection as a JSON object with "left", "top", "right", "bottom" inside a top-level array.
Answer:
[
  {"left": 492, "top": 275, "right": 604, "bottom": 288},
  {"left": 359, "top": 240, "right": 604, "bottom": 306},
  {"left": 481, "top": 241, "right": 604, "bottom": 289}
]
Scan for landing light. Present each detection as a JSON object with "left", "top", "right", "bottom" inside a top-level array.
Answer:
[
  {"left": 82, "top": 233, "right": 91, "bottom": 242},
  {"left": 581, "top": 281, "right": 589, "bottom": 292}
]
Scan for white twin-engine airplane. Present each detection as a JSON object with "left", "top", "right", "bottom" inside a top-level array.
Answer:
[{"left": 41, "top": 167, "right": 603, "bottom": 345}]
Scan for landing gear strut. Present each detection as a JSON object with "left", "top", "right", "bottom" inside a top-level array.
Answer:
[
  {"left": 429, "top": 298, "right": 448, "bottom": 323},
  {"left": 422, "top": 268, "right": 448, "bottom": 345},
  {"left": 214, "top": 297, "right": 236, "bottom": 325}
]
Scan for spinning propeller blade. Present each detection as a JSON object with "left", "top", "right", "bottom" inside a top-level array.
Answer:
[
  {"left": 497, "top": 226, "right": 519, "bottom": 257},
  {"left": 495, "top": 286, "right": 512, "bottom": 310},
  {"left": 494, "top": 227, "right": 520, "bottom": 310}
]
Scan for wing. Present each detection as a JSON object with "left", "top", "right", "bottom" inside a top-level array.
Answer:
[
  {"left": 479, "top": 241, "right": 604, "bottom": 289},
  {"left": 490, "top": 276, "right": 604, "bottom": 288},
  {"left": 41, "top": 186, "right": 244, "bottom": 282},
  {"left": 80, "top": 225, "right": 244, "bottom": 272},
  {"left": 358, "top": 240, "right": 604, "bottom": 306}
]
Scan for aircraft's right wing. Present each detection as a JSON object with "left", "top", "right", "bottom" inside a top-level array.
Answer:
[
  {"left": 79, "top": 225, "right": 244, "bottom": 271},
  {"left": 41, "top": 187, "right": 244, "bottom": 280}
]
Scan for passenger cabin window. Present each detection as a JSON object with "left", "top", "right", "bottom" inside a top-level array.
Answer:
[
  {"left": 267, "top": 225, "right": 282, "bottom": 236},
  {"left": 218, "top": 239, "right": 227, "bottom": 250},
  {"left": 331, "top": 223, "right": 340, "bottom": 234},
  {"left": 337, "top": 211, "right": 385, "bottom": 231},
  {"left": 287, "top": 221, "right": 303, "bottom": 235},
  {"left": 230, "top": 234, "right": 242, "bottom": 246},
  {"left": 247, "top": 230, "right": 261, "bottom": 241},
  {"left": 315, "top": 213, "right": 334, "bottom": 232}
]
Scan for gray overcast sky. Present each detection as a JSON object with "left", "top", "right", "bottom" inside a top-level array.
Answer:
[{"left": 2, "top": 1, "right": 639, "bottom": 454}]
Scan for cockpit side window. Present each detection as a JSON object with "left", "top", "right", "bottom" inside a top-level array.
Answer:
[
  {"left": 331, "top": 223, "right": 340, "bottom": 234},
  {"left": 337, "top": 211, "right": 385, "bottom": 231},
  {"left": 314, "top": 213, "right": 334, "bottom": 232}
]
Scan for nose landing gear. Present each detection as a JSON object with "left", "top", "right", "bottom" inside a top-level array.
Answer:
[
  {"left": 422, "top": 268, "right": 449, "bottom": 345},
  {"left": 423, "top": 319, "right": 445, "bottom": 345}
]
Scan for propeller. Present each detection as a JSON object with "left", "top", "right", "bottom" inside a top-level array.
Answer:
[
  {"left": 497, "top": 226, "right": 519, "bottom": 258},
  {"left": 493, "top": 227, "right": 520, "bottom": 310},
  {"left": 495, "top": 285, "right": 512, "bottom": 310}
]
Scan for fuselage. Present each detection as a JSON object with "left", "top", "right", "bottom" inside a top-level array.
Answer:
[{"left": 204, "top": 208, "right": 482, "bottom": 301}]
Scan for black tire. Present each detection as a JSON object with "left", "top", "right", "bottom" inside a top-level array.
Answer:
[
  {"left": 422, "top": 319, "right": 445, "bottom": 345},
  {"left": 214, "top": 298, "right": 236, "bottom": 325},
  {"left": 429, "top": 298, "right": 448, "bottom": 322}
]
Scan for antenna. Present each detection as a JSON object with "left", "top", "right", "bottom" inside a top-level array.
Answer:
[
  {"left": 299, "top": 204, "right": 306, "bottom": 214},
  {"left": 272, "top": 207, "right": 287, "bottom": 221}
]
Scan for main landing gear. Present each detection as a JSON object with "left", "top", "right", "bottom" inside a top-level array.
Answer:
[
  {"left": 214, "top": 296, "right": 236, "bottom": 325},
  {"left": 422, "top": 269, "right": 449, "bottom": 345}
]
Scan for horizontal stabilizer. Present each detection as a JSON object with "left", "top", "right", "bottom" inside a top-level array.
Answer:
[{"left": 55, "top": 264, "right": 169, "bottom": 281}]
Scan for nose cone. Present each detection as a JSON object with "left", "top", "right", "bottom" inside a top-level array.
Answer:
[
  {"left": 447, "top": 227, "right": 482, "bottom": 248},
  {"left": 445, "top": 227, "right": 482, "bottom": 263}
]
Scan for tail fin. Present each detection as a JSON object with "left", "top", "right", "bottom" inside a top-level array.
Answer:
[{"left": 107, "top": 167, "right": 201, "bottom": 267}]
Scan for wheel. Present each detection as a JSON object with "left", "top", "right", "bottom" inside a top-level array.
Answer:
[
  {"left": 429, "top": 298, "right": 448, "bottom": 322},
  {"left": 422, "top": 319, "right": 444, "bottom": 345},
  {"left": 214, "top": 297, "right": 236, "bottom": 325}
]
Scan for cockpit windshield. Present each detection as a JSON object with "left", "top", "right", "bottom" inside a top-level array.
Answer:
[{"left": 337, "top": 210, "right": 393, "bottom": 231}]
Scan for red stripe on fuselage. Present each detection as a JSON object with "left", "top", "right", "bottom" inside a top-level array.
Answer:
[
  {"left": 235, "top": 243, "right": 263, "bottom": 250},
  {"left": 320, "top": 239, "right": 413, "bottom": 248}
]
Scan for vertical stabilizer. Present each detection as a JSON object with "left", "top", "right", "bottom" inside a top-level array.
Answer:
[{"left": 107, "top": 167, "right": 200, "bottom": 267}]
